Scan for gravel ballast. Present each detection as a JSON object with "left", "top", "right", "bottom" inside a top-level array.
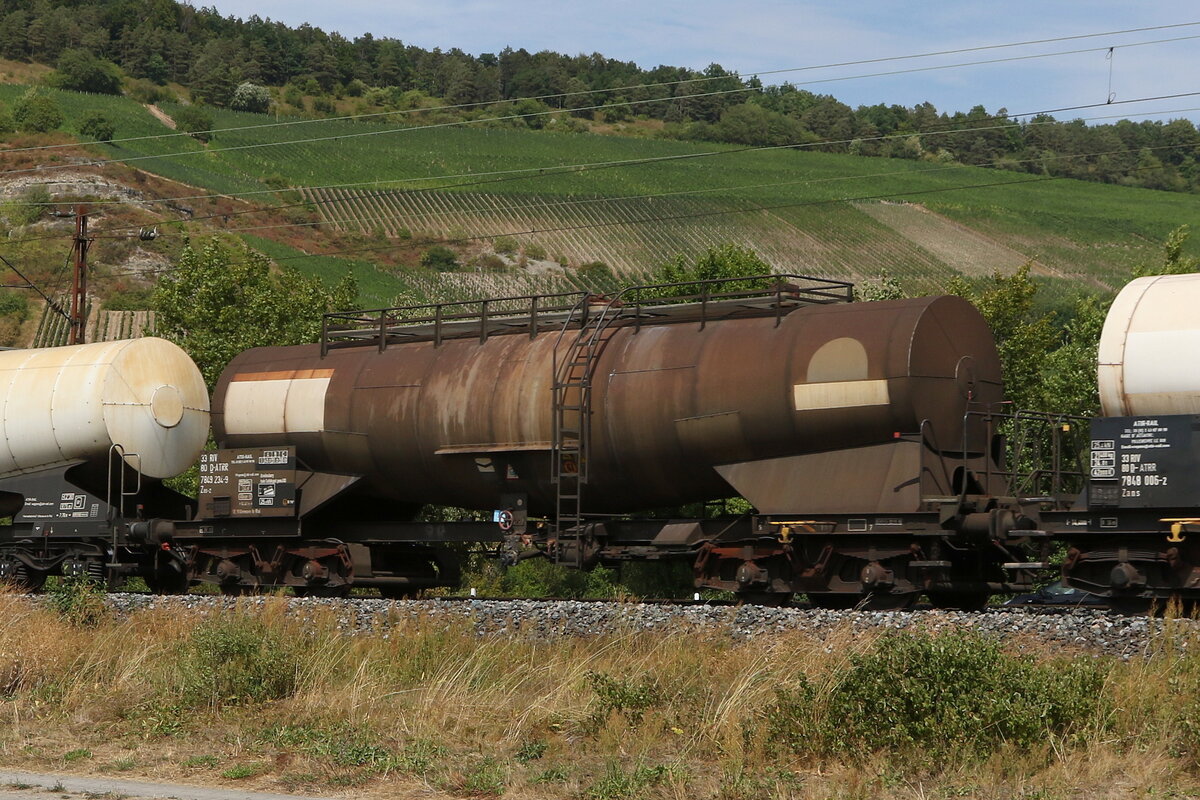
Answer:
[{"left": 66, "top": 593, "right": 1190, "bottom": 660}]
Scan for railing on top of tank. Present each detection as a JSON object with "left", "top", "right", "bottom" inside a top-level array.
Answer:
[{"left": 320, "top": 273, "right": 855, "bottom": 353}]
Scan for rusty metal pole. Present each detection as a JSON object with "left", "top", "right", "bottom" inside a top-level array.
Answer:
[{"left": 69, "top": 205, "right": 88, "bottom": 345}]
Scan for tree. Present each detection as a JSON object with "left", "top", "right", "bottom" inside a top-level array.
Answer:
[
  {"left": 144, "top": 53, "right": 170, "bottom": 85},
  {"left": 1133, "top": 225, "right": 1200, "bottom": 278},
  {"left": 946, "top": 263, "right": 1058, "bottom": 413},
  {"left": 854, "top": 269, "right": 904, "bottom": 301},
  {"left": 229, "top": 81, "right": 271, "bottom": 113},
  {"left": 650, "top": 243, "right": 775, "bottom": 294},
  {"left": 608, "top": 244, "right": 776, "bottom": 302},
  {"left": 173, "top": 105, "right": 214, "bottom": 142},
  {"left": 1035, "top": 295, "right": 1105, "bottom": 417},
  {"left": 420, "top": 245, "right": 459, "bottom": 270},
  {"left": 78, "top": 111, "right": 115, "bottom": 142},
  {"left": 574, "top": 260, "right": 616, "bottom": 290},
  {"left": 154, "top": 239, "right": 358, "bottom": 387},
  {"left": 0, "top": 11, "right": 29, "bottom": 61},
  {"left": 11, "top": 88, "right": 64, "bottom": 133},
  {"left": 188, "top": 40, "right": 241, "bottom": 107},
  {"left": 48, "top": 48, "right": 123, "bottom": 95}
]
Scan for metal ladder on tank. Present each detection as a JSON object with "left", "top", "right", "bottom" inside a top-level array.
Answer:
[{"left": 551, "top": 296, "right": 627, "bottom": 553}]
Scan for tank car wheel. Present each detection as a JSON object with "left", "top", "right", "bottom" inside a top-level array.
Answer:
[
  {"left": 735, "top": 591, "right": 793, "bottom": 607},
  {"left": 927, "top": 591, "right": 990, "bottom": 612}
]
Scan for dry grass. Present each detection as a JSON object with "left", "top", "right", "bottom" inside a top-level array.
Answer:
[
  {"left": 0, "top": 58, "right": 52, "bottom": 86},
  {"left": 2, "top": 590, "right": 1200, "bottom": 799}
]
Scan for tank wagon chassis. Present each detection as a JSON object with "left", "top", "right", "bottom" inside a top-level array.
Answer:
[{"left": 0, "top": 274, "right": 1195, "bottom": 612}]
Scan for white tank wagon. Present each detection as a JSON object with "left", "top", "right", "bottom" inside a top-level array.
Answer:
[
  {"left": 1099, "top": 273, "right": 1200, "bottom": 417},
  {"left": 0, "top": 337, "right": 209, "bottom": 479},
  {"left": 0, "top": 338, "right": 209, "bottom": 591}
]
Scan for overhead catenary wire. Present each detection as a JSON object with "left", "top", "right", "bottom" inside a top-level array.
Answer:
[
  {"left": 12, "top": 87, "right": 1200, "bottom": 237},
  {"left": 264, "top": 166, "right": 1193, "bottom": 265},
  {"left": 165, "top": 138, "right": 1200, "bottom": 241},
  {"left": 5, "top": 33, "right": 1200, "bottom": 181},
  {"left": 30, "top": 95, "right": 1198, "bottom": 248},
  {"left": 100, "top": 154, "right": 1198, "bottom": 278},
  {"left": 6, "top": 20, "right": 1200, "bottom": 157}
]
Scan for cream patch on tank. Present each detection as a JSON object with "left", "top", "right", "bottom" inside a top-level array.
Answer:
[
  {"left": 225, "top": 376, "right": 330, "bottom": 434},
  {"left": 793, "top": 380, "right": 890, "bottom": 411},
  {"left": 807, "top": 337, "right": 869, "bottom": 382}
]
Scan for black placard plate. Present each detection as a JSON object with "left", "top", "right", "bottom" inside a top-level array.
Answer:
[{"left": 1089, "top": 415, "right": 1200, "bottom": 509}]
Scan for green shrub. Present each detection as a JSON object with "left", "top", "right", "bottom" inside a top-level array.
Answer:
[
  {"left": 492, "top": 235, "right": 518, "bottom": 255},
  {"left": 459, "top": 757, "right": 506, "bottom": 796},
  {"left": 260, "top": 724, "right": 396, "bottom": 770},
  {"left": 490, "top": 558, "right": 619, "bottom": 599},
  {"left": 523, "top": 242, "right": 548, "bottom": 260},
  {"left": 282, "top": 83, "right": 303, "bottom": 108},
  {"left": 229, "top": 82, "right": 270, "bottom": 114},
  {"left": 574, "top": 261, "right": 617, "bottom": 289},
  {"left": 79, "top": 111, "right": 115, "bottom": 142},
  {"left": 587, "top": 671, "right": 663, "bottom": 727},
  {"left": 128, "top": 79, "right": 176, "bottom": 105},
  {"left": 173, "top": 105, "right": 214, "bottom": 142},
  {"left": 220, "top": 762, "right": 265, "bottom": 779},
  {"left": 586, "top": 762, "right": 670, "bottom": 799},
  {"left": 515, "top": 740, "right": 547, "bottom": 763},
  {"left": 12, "top": 88, "right": 63, "bottom": 133},
  {"left": 396, "top": 738, "right": 447, "bottom": 776},
  {"left": 48, "top": 49, "right": 123, "bottom": 95},
  {"left": 2, "top": 184, "right": 49, "bottom": 227},
  {"left": 102, "top": 287, "right": 154, "bottom": 311},
  {"left": 177, "top": 613, "right": 299, "bottom": 707},
  {"left": 0, "top": 290, "right": 29, "bottom": 320},
  {"left": 476, "top": 253, "right": 507, "bottom": 271},
  {"left": 767, "top": 631, "right": 1106, "bottom": 759},
  {"left": 419, "top": 245, "right": 459, "bottom": 271},
  {"left": 46, "top": 576, "right": 108, "bottom": 627}
]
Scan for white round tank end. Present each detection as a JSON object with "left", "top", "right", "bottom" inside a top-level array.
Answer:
[{"left": 1099, "top": 272, "right": 1200, "bottom": 417}]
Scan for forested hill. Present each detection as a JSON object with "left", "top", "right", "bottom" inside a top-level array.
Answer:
[{"left": 0, "top": 0, "right": 1198, "bottom": 194}]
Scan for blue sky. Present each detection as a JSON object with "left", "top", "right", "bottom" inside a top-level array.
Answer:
[{"left": 208, "top": 1, "right": 1200, "bottom": 123}]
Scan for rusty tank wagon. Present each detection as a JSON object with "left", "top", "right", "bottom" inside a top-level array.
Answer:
[{"left": 173, "top": 274, "right": 1049, "bottom": 607}]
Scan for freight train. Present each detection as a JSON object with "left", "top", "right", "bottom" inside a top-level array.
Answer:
[{"left": 0, "top": 271, "right": 1195, "bottom": 611}]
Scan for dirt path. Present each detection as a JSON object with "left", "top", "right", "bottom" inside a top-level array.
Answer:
[
  {"left": 145, "top": 103, "right": 177, "bottom": 129},
  {"left": 0, "top": 770, "right": 334, "bottom": 800}
]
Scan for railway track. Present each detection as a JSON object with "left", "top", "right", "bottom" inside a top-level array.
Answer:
[{"left": 9, "top": 592, "right": 1162, "bottom": 659}]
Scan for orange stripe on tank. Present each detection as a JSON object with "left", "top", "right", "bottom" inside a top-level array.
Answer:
[{"left": 231, "top": 368, "right": 335, "bottom": 382}]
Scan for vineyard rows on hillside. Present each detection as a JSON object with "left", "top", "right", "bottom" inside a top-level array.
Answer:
[
  {"left": 1, "top": 85, "right": 1195, "bottom": 305},
  {"left": 302, "top": 186, "right": 984, "bottom": 292}
]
